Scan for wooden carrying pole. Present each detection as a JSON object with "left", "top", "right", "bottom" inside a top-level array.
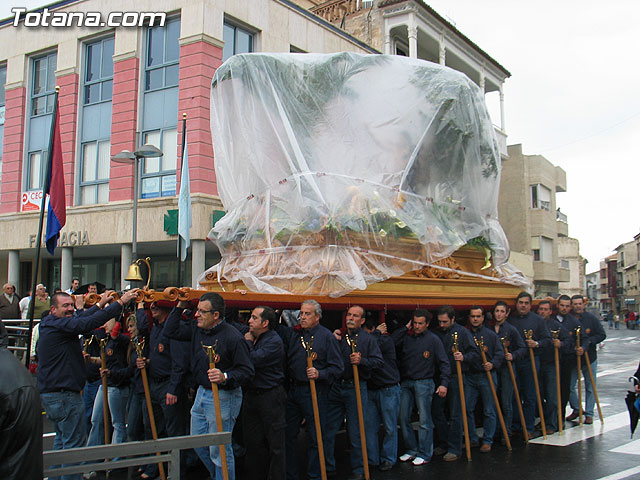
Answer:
[
  {"left": 583, "top": 350, "right": 604, "bottom": 424},
  {"left": 524, "top": 330, "right": 546, "bottom": 438},
  {"left": 551, "top": 330, "right": 563, "bottom": 434},
  {"left": 576, "top": 327, "right": 584, "bottom": 426},
  {"left": 135, "top": 339, "right": 167, "bottom": 480},
  {"left": 301, "top": 336, "right": 327, "bottom": 480},
  {"left": 346, "top": 334, "right": 370, "bottom": 480},
  {"left": 99, "top": 338, "right": 112, "bottom": 447},
  {"left": 501, "top": 339, "right": 528, "bottom": 444},
  {"left": 475, "top": 337, "right": 511, "bottom": 450},
  {"left": 202, "top": 343, "right": 230, "bottom": 480},
  {"left": 453, "top": 332, "right": 472, "bottom": 462}
]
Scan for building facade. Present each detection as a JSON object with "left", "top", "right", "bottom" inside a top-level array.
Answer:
[
  {"left": 0, "top": 0, "right": 510, "bottom": 295},
  {"left": 616, "top": 241, "right": 638, "bottom": 314},
  {"left": 497, "top": 143, "right": 581, "bottom": 298},
  {"left": 585, "top": 270, "right": 600, "bottom": 315}
]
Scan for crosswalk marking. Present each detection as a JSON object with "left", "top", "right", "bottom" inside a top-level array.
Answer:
[
  {"left": 596, "top": 465, "right": 640, "bottom": 480},
  {"left": 598, "top": 366, "right": 635, "bottom": 378},
  {"left": 609, "top": 439, "right": 640, "bottom": 455},
  {"left": 529, "top": 411, "right": 628, "bottom": 446}
]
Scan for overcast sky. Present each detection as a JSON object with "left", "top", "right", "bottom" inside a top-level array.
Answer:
[
  {"left": 427, "top": 0, "right": 640, "bottom": 272},
  {"left": 3, "top": 1, "right": 639, "bottom": 272}
]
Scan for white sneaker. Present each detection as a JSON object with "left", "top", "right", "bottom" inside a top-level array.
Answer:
[
  {"left": 412, "top": 456, "right": 428, "bottom": 466},
  {"left": 399, "top": 453, "right": 416, "bottom": 462}
]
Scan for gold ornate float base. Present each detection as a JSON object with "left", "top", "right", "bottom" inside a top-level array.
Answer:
[{"left": 195, "top": 246, "right": 522, "bottom": 310}]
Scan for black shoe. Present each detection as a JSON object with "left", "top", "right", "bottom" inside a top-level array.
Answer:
[
  {"left": 379, "top": 462, "right": 394, "bottom": 472},
  {"left": 347, "top": 474, "right": 365, "bottom": 480},
  {"left": 327, "top": 471, "right": 337, "bottom": 479}
]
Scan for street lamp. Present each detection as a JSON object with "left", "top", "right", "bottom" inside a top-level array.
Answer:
[{"left": 112, "top": 144, "right": 163, "bottom": 262}]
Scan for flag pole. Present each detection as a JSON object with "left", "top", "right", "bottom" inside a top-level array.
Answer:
[
  {"left": 25, "top": 86, "right": 60, "bottom": 368},
  {"left": 177, "top": 113, "right": 187, "bottom": 287}
]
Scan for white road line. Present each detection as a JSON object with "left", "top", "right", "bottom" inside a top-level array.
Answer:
[
  {"left": 529, "top": 411, "right": 627, "bottom": 446},
  {"left": 609, "top": 438, "right": 640, "bottom": 455},
  {"left": 598, "top": 367, "right": 636, "bottom": 378},
  {"left": 596, "top": 466, "right": 640, "bottom": 480}
]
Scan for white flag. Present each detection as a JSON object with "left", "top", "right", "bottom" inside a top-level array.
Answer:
[{"left": 178, "top": 132, "right": 191, "bottom": 261}]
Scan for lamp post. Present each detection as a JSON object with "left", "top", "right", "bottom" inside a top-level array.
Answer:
[{"left": 112, "top": 145, "right": 163, "bottom": 261}]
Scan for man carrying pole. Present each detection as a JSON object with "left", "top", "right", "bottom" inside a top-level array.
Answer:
[
  {"left": 492, "top": 301, "right": 527, "bottom": 444},
  {"left": 163, "top": 293, "right": 254, "bottom": 480},
  {"left": 285, "top": 300, "right": 343, "bottom": 480},
  {"left": 466, "top": 306, "right": 508, "bottom": 452},
  {"left": 554, "top": 295, "right": 582, "bottom": 427},
  {"left": 325, "top": 306, "right": 382, "bottom": 480},
  {"left": 537, "top": 300, "right": 572, "bottom": 434},
  {"left": 508, "top": 292, "right": 551, "bottom": 440},
  {"left": 433, "top": 305, "right": 479, "bottom": 462},
  {"left": 567, "top": 295, "right": 606, "bottom": 425}
]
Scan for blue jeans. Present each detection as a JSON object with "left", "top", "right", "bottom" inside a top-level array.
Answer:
[
  {"left": 496, "top": 366, "right": 514, "bottom": 435},
  {"left": 191, "top": 385, "right": 242, "bottom": 480},
  {"left": 365, "top": 385, "right": 400, "bottom": 466},
  {"left": 41, "top": 391, "right": 87, "bottom": 480},
  {"left": 569, "top": 358, "right": 598, "bottom": 417},
  {"left": 433, "top": 377, "right": 463, "bottom": 456},
  {"left": 464, "top": 372, "right": 497, "bottom": 445},
  {"left": 325, "top": 381, "right": 368, "bottom": 474},
  {"left": 87, "top": 385, "right": 130, "bottom": 448},
  {"left": 539, "top": 362, "right": 559, "bottom": 430},
  {"left": 513, "top": 356, "right": 539, "bottom": 433},
  {"left": 285, "top": 382, "right": 330, "bottom": 480},
  {"left": 83, "top": 379, "right": 101, "bottom": 434},
  {"left": 399, "top": 378, "right": 435, "bottom": 460}
]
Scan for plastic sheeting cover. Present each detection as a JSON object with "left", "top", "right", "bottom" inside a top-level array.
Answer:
[{"left": 201, "top": 52, "right": 527, "bottom": 296}]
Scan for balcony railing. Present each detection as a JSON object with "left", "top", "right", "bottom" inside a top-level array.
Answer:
[
  {"left": 556, "top": 210, "right": 568, "bottom": 223},
  {"left": 311, "top": 0, "right": 363, "bottom": 23}
]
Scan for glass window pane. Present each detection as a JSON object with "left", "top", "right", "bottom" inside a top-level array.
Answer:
[
  {"left": 165, "top": 20, "right": 180, "bottom": 62},
  {"left": 85, "top": 83, "right": 100, "bottom": 104},
  {"left": 82, "top": 143, "right": 97, "bottom": 182},
  {"left": 165, "top": 65, "right": 179, "bottom": 87},
  {"left": 32, "top": 96, "right": 45, "bottom": 116},
  {"left": 46, "top": 55, "right": 57, "bottom": 92},
  {"left": 236, "top": 29, "right": 252, "bottom": 54},
  {"left": 141, "top": 177, "right": 160, "bottom": 198},
  {"left": 0, "top": 67, "right": 6, "bottom": 105},
  {"left": 102, "top": 38, "right": 114, "bottom": 78},
  {"left": 101, "top": 80, "right": 112, "bottom": 101},
  {"left": 97, "top": 141, "right": 110, "bottom": 180},
  {"left": 144, "top": 156, "right": 160, "bottom": 174},
  {"left": 145, "top": 69, "right": 163, "bottom": 90},
  {"left": 162, "top": 174, "right": 176, "bottom": 196},
  {"left": 86, "top": 43, "right": 100, "bottom": 82},
  {"left": 147, "top": 26, "right": 164, "bottom": 67},
  {"left": 97, "top": 183, "right": 109, "bottom": 203},
  {"left": 29, "top": 152, "right": 42, "bottom": 190},
  {"left": 46, "top": 94, "right": 55, "bottom": 113},
  {"left": 162, "top": 128, "right": 177, "bottom": 171},
  {"left": 223, "top": 24, "right": 235, "bottom": 61},
  {"left": 81, "top": 184, "right": 96, "bottom": 205},
  {"left": 33, "top": 59, "right": 46, "bottom": 95}
]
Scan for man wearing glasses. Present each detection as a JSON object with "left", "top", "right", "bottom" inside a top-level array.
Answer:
[{"left": 164, "top": 292, "right": 254, "bottom": 480}]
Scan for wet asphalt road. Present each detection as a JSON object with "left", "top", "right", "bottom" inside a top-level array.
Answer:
[{"left": 43, "top": 324, "right": 640, "bottom": 480}]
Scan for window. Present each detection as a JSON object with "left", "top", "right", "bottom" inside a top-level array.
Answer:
[
  {"left": 0, "top": 65, "right": 6, "bottom": 197},
  {"left": 26, "top": 52, "right": 57, "bottom": 191},
  {"left": 560, "top": 259, "right": 569, "bottom": 269},
  {"left": 223, "top": 21, "right": 254, "bottom": 62},
  {"left": 532, "top": 236, "right": 553, "bottom": 263},
  {"left": 80, "top": 37, "right": 114, "bottom": 205},
  {"left": 530, "top": 184, "right": 551, "bottom": 211},
  {"left": 140, "top": 17, "right": 180, "bottom": 199}
]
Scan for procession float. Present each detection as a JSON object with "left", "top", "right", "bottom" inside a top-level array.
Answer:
[{"left": 134, "top": 52, "right": 528, "bottom": 315}]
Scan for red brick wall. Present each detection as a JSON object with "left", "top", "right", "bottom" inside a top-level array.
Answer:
[
  {"left": 177, "top": 41, "right": 222, "bottom": 196},
  {"left": 57, "top": 74, "right": 79, "bottom": 207},
  {"left": 1, "top": 87, "right": 26, "bottom": 213},
  {"left": 109, "top": 56, "right": 139, "bottom": 202}
]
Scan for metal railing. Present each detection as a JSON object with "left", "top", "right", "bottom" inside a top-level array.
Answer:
[
  {"left": 43, "top": 432, "right": 230, "bottom": 479},
  {"left": 2, "top": 318, "right": 35, "bottom": 354}
]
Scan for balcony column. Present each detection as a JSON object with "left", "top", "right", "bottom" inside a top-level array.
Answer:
[
  {"left": 61, "top": 247, "right": 73, "bottom": 293},
  {"left": 191, "top": 239, "right": 206, "bottom": 288},
  {"left": 384, "top": 30, "right": 392, "bottom": 55},
  {"left": 439, "top": 33, "right": 446, "bottom": 65},
  {"left": 120, "top": 243, "right": 132, "bottom": 290},
  {"left": 7, "top": 250, "right": 20, "bottom": 288},
  {"left": 408, "top": 23, "right": 418, "bottom": 59},
  {"left": 499, "top": 85, "right": 506, "bottom": 131},
  {"left": 479, "top": 70, "right": 486, "bottom": 93}
]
